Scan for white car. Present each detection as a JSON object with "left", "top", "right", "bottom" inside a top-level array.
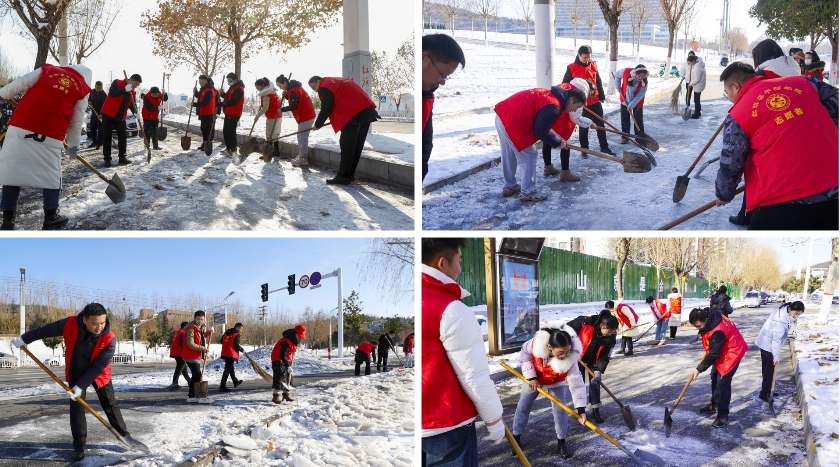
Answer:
[
  {"left": 744, "top": 291, "right": 761, "bottom": 308},
  {"left": 0, "top": 351, "right": 19, "bottom": 368},
  {"left": 87, "top": 110, "right": 139, "bottom": 138}
]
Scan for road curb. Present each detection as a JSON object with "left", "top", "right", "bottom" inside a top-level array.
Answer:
[
  {"left": 789, "top": 337, "right": 821, "bottom": 467},
  {"left": 161, "top": 118, "right": 414, "bottom": 191}
]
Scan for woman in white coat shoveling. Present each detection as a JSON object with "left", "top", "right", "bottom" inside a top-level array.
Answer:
[
  {"left": 254, "top": 78, "right": 282, "bottom": 159},
  {"left": 0, "top": 63, "right": 92, "bottom": 230},
  {"left": 755, "top": 301, "right": 804, "bottom": 403},
  {"left": 685, "top": 55, "right": 706, "bottom": 119},
  {"left": 510, "top": 325, "right": 588, "bottom": 460}
]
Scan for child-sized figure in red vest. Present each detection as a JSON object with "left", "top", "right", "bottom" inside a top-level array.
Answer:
[
  {"left": 614, "top": 65, "right": 649, "bottom": 139},
  {"left": 271, "top": 324, "right": 306, "bottom": 404},
  {"left": 219, "top": 322, "right": 245, "bottom": 392},
  {"left": 11, "top": 303, "right": 128, "bottom": 462},
  {"left": 167, "top": 321, "right": 192, "bottom": 390}
]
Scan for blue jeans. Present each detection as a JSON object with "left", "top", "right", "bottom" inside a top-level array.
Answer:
[
  {"left": 512, "top": 383, "right": 568, "bottom": 439},
  {"left": 422, "top": 421, "right": 478, "bottom": 467},
  {"left": 655, "top": 318, "right": 669, "bottom": 341},
  {"left": 1, "top": 186, "right": 60, "bottom": 210},
  {"left": 496, "top": 115, "right": 538, "bottom": 195}
]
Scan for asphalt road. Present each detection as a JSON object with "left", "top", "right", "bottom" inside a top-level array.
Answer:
[
  {"left": 474, "top": 304, "right": 828, "bottom": 467},
  {"left": 0, "top": 362, "right": 171, "bottom": 392}
]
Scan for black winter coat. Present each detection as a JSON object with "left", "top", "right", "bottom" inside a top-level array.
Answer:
[
  {"left": 710, "top": 292, "right": 734, "bottom": 317},
  {"left": 566, "top": 314, "right": 615, "bottom": 373},
  {"left": 696, "top": 310, "right": 727, "bottom": 373},
  {"left": 378, "top": 333, "right": 394, "bottom": 353}
]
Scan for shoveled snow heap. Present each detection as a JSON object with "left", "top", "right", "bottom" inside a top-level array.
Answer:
[{"left": 207, "top": 345, "right": 348, "bottom": 377}]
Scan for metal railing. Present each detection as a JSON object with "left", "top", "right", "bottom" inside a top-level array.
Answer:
[{"left": 378, "top": 110, "right": 414, "bottom": 122}]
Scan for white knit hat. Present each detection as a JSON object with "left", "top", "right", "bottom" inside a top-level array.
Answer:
[{"left": 569, "top": 77, "right": 590, "bottom": 96}]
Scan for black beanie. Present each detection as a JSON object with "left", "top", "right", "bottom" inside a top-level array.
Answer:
[{"left": 578, "top": 45, "right": 592, "bottom": 55}]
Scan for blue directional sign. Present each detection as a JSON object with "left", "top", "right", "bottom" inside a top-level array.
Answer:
[{"left": 310, "top": 271, "right": 322, "bottom": 286}]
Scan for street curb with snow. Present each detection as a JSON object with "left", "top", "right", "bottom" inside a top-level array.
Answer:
[
  {"left": 790, "top": 337, "right": 821, "bottom": 467},
  {"left": 161, "top": 118, "right": 414, "bottom": 190}
]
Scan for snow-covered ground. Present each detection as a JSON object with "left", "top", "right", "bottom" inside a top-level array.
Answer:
[{"left": 791, "top": 313, "right": 840, "bottom": 465}]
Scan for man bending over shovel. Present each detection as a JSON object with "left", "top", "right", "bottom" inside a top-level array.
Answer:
[{"left": 11, "top": 303, "right": 129, "bottom": 461}]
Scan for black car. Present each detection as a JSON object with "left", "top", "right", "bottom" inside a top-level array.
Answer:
[{"left": 720, "top": 56, "right": 729, "bottom": 67}]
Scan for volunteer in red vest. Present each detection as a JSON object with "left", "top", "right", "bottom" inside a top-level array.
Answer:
[
  {"left": 182, "top": 310, "right": 213, "bottom": 403},
  {"left": 605, "top": 300, "right": 640, "bottom": 356},
  {"left": 355, "top": 340, "right": 377, "bottom": 376},
  {"left": 219, "top": 72, "right": 245, "bottom": 155},
  {"left": 494, "top": 86, "right": 587, "bottom": 202},
  {"left": 614, "top": 65, "right": 648, "bottom": 140},
  {"left": 140, "top": 87, "right": 168, "bottom": 150},
  {"left": 689, "top": 308, "right": 748, "bottom": 428},
  {"left": 646, "top": 295, "right": 671, "bottom": 345},
  {"left": 0, "top": 63, "right": 92, "bottom": 231},
  {"left": 254, "top": 77, "right": 282, "bottom": 159},
  {"left": 713, "top": 61, "right": 838, "bottom": 230},
  {"left": 402, "top": 332, "right": 415, "bottom": 368},
  {"left": 219, "top": 322, "right": 245, "bottom": 392},
  {"left": 541, "top": 78, "right": 597, "bottom": 181},
  {"left": 561, "top": 45, "right": 615, "bottom": 158},
  {"left": 192, "top": 75, "right": 218, "bottom": 153},
  {"left": 277, "top": 74, "right": 317, "bottom": 167},
  {"left": 803, "top": 50, "right": 825, "bottom": 81},
  {"left": 309, "top": 76, "right": 380, "bottom": 185},
  {"left": 166, "top": 321, "right": 192, "bottom": 391},
  {"left": 100, "top": 73, "right": 142, "bottom": 167},
  {"left": 511, "top": 326, "right": 588, "bottom": 459},
  {"left": 422, "top": 238, "right": 505, "bottom": 465},
  {"left": 12, "top": 303, "right": 128, "bottom": 462},
  {"left": 421, "top": 33, "right": 465, "bottom": 181},
  {"left": 271, "top": 324, "right": 305, "bottom": 404},
  {"left": 667, "top": 287, "right": 684, "bottom": 340},
  {"left": 566, "top": 309, "right": 619, "bottom": 424}
]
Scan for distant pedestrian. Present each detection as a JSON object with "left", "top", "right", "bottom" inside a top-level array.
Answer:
[
  {"left": 710, "top": 286, "right": 734, "bottom": 317},
  {"left": 685, "top": 55, "right": 706, "bottom": 119},
  {"left": 167, "top": 321, "right": 191, "bottom": 390},
  {"left": 755, "top": 301, "right": 804, "bottom": 403},
  {"left": 87, "top": 80, "right": 106, "bottom": 149},
  {"left": 271, "top": 325, "right": 306, "bottom": 404},
  {"left": 422, "top": 34, "right": 465, "bottom": 181},
  {"left": 645, "top": 296, "right": 671, "bottom": 345},
  {"left": 403, "top": 332, "right": 415, "bottom": 368},
  {"left": 561, "top": 45, "right": 616, "bottom": 157},
  {"left": 667, "top": 287, "right": 684, "bottom": 339},
  {"left": 355, "top": 341, "right": 377, "bottom": 376},
  {"left": 378, "top": 330, "right": 397, "bottom": 372},
  {"left": 614, "top": 65, "right": 648, "bottom": 140},
  {"left": 219, "top": 323, "right": 245, "bottom": 392},
  {"left": 605, "top": 300, "right": 639, "bottom": 356},
  {"left": 803, "top": 50, "right": 825, "bottom": 81}
]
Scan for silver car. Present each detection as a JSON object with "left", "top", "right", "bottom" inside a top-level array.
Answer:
[{"left": 744, "top": 292, "right": 761, "bottom": 308}]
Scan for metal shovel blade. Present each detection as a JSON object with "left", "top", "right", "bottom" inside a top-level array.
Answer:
[
  {"left": 664, "top": 407, "right": 673, "bottom": 438},
  {"left": 203, "top": 140, "right": 212, "bottom": 156},
  {"left": 195, "top": 380, "right": 208, "bottom": 399},
  {"left": 682, "top": 107, "right": 692, "bottom": 121},
  {"left": 105, "top": 172, "right": 127, "bottom": 204},
  {"left": 636, "top": 133, "right": 660, "bottom": 152},
  {"left": 642, "top": 147, "right": 657, "bottom": 167},
  {"left": 626, "top": 449, "right": 667, "bottom": 467},
  {"left": 673, "top": 175, "right": 690, "bottom": 202},
  {"left": 239, "top": 138, "right": 257, "bottom": 156},
  {"left": 620, "top": 405, "right": 637, "bottom": 431},
  {"left": 769, "top": 398, "right": 776, "bottom": 417},
  {"left": 621, "top": 151, "right": 652, "bottom": 173},
  {"left": 180, "top": 135, "right": 191, "bottom": 151},
  {"left": 156, "top": 126, "right": 167, "bottom": 141}
]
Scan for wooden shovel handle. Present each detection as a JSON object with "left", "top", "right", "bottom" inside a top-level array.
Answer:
[
  {"left": 584, "top": 107, "right": 650, "bottom": 154},
  {"left": 770, "top": 364, "right": 777, "bottom": 393},
  {"left": 657, "top": 185, "right": 745, "bottom": 230},
  {"left": 580, "top": 361, "right": 626, "bottom": 410},
  {"left": 669, "top": 356, "right": 707, "bottom": 412},
  {"left": 75, "top": 154, "right": 111, "bottom": 183},
  {"left": 682, "top": 120, "right": 726, "bottom": 177},
  {"left": 505, "top": 422, "right": 532, "bottom": 467},
  {"left": 566, "top": 143, "right": 622, "bottom": 163},
  {"left": 612, "top": 72, "right": 642, "bottom": 133},
  {"left": 87, "top": 102, "right": 101, "bottom": 120},
  {"left": 185, "top": 81, "right": 198, "bottom": 134},
  {"left": 265, "top": 121, "right": 331, "bottom": 144}
]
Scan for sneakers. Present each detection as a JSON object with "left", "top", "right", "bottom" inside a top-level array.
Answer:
[
  {"left": 326, "top": 176, "right": 352, "bottom": 185},
  {"left": 117, "top": 155, "right": 132, "bottom": 165},
  {"left": 291, "top": 156, "right": 309, "bottom": 167},
  {"left": 559, "top": 170, "right": 581, "bottom": 182},
  {"left": 543, "top": 164, "right": 561, "bottom": 176},
  {"left": 502, "top": 184, "right": 521, "bottom": 197},
  {"left": 619, "top": 137, "right": 629, "bottom": 144},
  {"left": 519, "top": 191, "right": 547, "bottom": 202},
  {"left": 197, "top": 397, "right": 212, "bottom": 404},
  {"left": 186, "top": 397, "right": 198, "bottom": 403},
  {"left": 651, "top": 340, "right": 660, "bottom": 345},
  {"left": 271, "top": 393, "right": 282, "bottom": 404},
  {"left": 616, "top": 349, "right": 626, "bottom": 355},
  {"left": 557, "top": 439, "right": 572, "bottom": 459},
  {"left": 103, "top": 159, "right": 113, "bottom": 168},
  {"left": 624, "top": 351, "right": 634, "bottom": 356},
  {"left": 699, "top": 403, "right": 717, "bottom": 415},
  {"left": 657, "top": 340, "right": 666, "bottom": 346},
  {"left": 166, "top": 383, "right": 179, "bottom": 391},
  {"left": 712, "top": 417, "right": 729, "bottom": 428},
  {"left": 72, "top": 448, "right": 86, "bottom": 461},
  {"left": 233, "top": 379, "right": 243, "bottom": 388}
]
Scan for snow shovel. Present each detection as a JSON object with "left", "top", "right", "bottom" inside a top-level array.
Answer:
[
  {"left": 657, "top": 185, "right": 745, "bottom": 230},
  {"left": 18, "top": 345, "right": 131, "bottom": 449},
  {"left": 237, "top": 119, "right": 259, "bottom": 160},
  {"left": 581, "top": 361, "right": 636, "bottom": 431},
  {"left": 769, "top": 364, "right": 777, "bottom": 417},
  {"left": 75, "top": 154, "right": 126, "bottom": 204},
  {"left": 664, "top": 359, "right": 704, "bottom": 438},
  {"left": 123, "top": 71, "right": 152, "bottom": 163},
  {"left": 673, "top": 119, "right": 726, "bottom": 202},
  {"left": 243, "top": 349, "right": 273, "bottom": 384},
  {"left": 694, "top": 156, "right": 720, "bottom": 178},
  {"left": 633, "top": 320, "right": 659, "bottom": 343},
  {"left": 195, "top": 351, "right": 209, "bottom": 399},
  {"left": 504, "top": 421, "right": 532, "bottom": 467},
  {"left": 583, "top": 106, "right": 659, "bottom": 156},
  {"left": 264, "top": 120, "right": 330, "bottom": 145},
  {"left": 590, "top": 124, "right": 659, "bottom": 159},
  {"left": 156, "top": 72, "right": 168, "bottom": 141},
  {"left": 681, "top": 86, "right": 693, "bottom": 121},
  {"left": 567, "top": 143, "right": 651, "bottom": 173},
  {"left": 387, "top": 338, "right": 405, "bottom": 367},
  {"left": 181, "top": 81, "right": 198, "bottom": 151},
  {"left": 500, "top": 362, "right": 664, "bottom": 467},
  {"left": 262, "top": 108, "right": 281, "bottom": 162}
]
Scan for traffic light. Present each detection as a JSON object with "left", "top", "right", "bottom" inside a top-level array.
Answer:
[
  {"left": 287, "top": 274, "right": 295, "bottom": 295},
  {"left": 261, "top": 283, "right": 268, "bottom": 302}
]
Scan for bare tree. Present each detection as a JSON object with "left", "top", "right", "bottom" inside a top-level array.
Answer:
[
  {"left": 816, "top": 238, "right": 838, "bottom": 325},
  {"left": 0, "top": 45, "right": 25, "bottom": 85},
  {"left": 473, "top": 0, "right": 500, "bottom": 46},
  {"left": 145, "top": 16, "right": 233, "bottom": 77},
  {"left": 438, "top": 0, "right": 464, "bottom": 36},
  {"left": 658, "top": 0, "right": 697, "bottom": 73},
  {"left": 561, "top": 0, "right": 585, "bottom": 48},
  {"left": 628, "top": 0, "right": 651, "bottom": 63},
  {"left": 512, "top": 0, "right": 534, "bottom": 50},
  {"left": 465, "top": 0, "right": 478, "bottom": 38},
  {"left": 726, "top": 27, "right": 749, "bottom": 57},
  {"left": 679, "top": 0, "right": 699, "bottom": 58},
  {"left": 2, "top": 0, "right": 74, "bottom": 69},
  {"left": 48, "top": 0, "right": 123, "bottom": 65},
  {"left": 358, "top": 238, "right": 414, "bottom": 304},
  {"left": 595, "top": 0, "right": 625, "bottom": 95},
  {"left": 423, "top": 0, "right": 437, "bottom": 30},
  {"left": 584, "top": 2, "right": 598, "bottom": 45}
]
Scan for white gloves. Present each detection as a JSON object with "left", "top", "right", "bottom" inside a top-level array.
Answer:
[
  {"left": 482, "top": 419, "right": 506, "bottom": 444},
  {"left": 66, "top": 146, "right": 79, "bottom": 157},
  {"left": 124, "top": 84, "right": 133, "bottom": 92},
  {"left": 11, "top": 336, "right": 25, "bottom": 348},
  {"left": 592, "top": 371, "right": 602, "bottom": 384},
  {"left": 69, "top": 386, "right": 83, "bottom": 401}
]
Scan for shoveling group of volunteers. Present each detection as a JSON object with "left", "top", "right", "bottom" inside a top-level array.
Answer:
[{"left": 0, "top": 65, "right": 380, "bottom": 230}]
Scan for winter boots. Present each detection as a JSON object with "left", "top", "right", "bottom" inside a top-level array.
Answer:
[
  {"left": 218, "top": 386, "right": 231, "bottom": 393},
  {"left": 699, "top": 402, "right": 717, "bottom": 415},
  {"left": 291, "top": 155, "right": 309, "bottom": 167},
  {"left": 271, "top": 392, "right": 282, "bottom": 404},
  {"left": 1, "top": 210, "right": 15, "bottom": 230},
  {"left": 600, "top": 146, "right": 616, "bottom": 156},
  {"left": 42, "top": 209, "right": 68, "bottom": 230},
  {"left": 233, "top": 379, "right": 242, "bottom": 388},
  {"left": 711, "top": 416, "right": 729, "bottom": 428},
  {"left": 559, "top": 170, "right": 581, "bottom": 182},
  {"left": 557, "top": 439, "right": 572, "bottom": 459},
  {"left": 590, "top": 408, "right": 604, "bottom": 424},
  {"left": 282, "top": 393, "right": 294, "bottom": 402},
  {"left": 510, "top": 434, "right": 521, "bottom": 456},
  {"left": 543, "top": 164, "right": 561, "bottom": 176},
  {"left": 118, "top": 155, "right": 132, "bottom": 165},
  {"left": 72, "top": 448, "right": 86, "bottom": 461},
  {"left": 619, "top": 137, "right": 629, "bottom": 144}
]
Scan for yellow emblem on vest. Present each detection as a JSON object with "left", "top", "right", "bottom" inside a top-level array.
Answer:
[
  {"left": 59, "top": 77, "right": 71, "bottom": 87},
  {"left": 765, "top": 93, "right": 790, "bottom": 112}
]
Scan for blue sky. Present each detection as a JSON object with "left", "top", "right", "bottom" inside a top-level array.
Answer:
[{"left": 0, "top": 238, "right": 414, "bottom": 318}]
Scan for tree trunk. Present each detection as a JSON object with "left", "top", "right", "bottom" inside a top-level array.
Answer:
[
  {"left": 573, "top": 24, "right": 577, "bottom": 48},
  {"left": 234, "top": 42, "right": 242, "bottom": 79},
  {"left": 666, "top": 28, "right": 676, "bottom": 76},
  {"left": 605, "top": 19, "right": 619, "bottom": 95},
  {"left": 829, "top": 24, "right": 838, "bottom": 86},
  {"left": 816, "top": 238, "right": 838, "bottom": 325},
  {"left": 34, "top": 33, "right": 52, "bottom": 69},
  {"left": 484, "top": 17, "right": 489, "bottom": 46}
]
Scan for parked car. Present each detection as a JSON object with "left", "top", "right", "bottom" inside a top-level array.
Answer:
[
  {"left": 111, "top": 353, "right": 132, "bottom": 364},
  {"left": 759, "top": 291, "right": 768, "bottom": 304},
  {"left": 86, "top": 110, "right": 139, "bottom": 139},
  {"left": 744, "top": 291, "right": 762, "bottom": 308},
  {"left": 0, "top": 351, "right": 19, "bottom": 368},
  {"left": 833, "top": 295, "right": 838, "bottom": 304},
  {"left": 44, "top": 356, "right": 64, "bottom": 366}
]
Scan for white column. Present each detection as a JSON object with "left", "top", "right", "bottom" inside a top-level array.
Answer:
[
  {"left": 337, "top": 267, "right": 344, "bottom": 358},
  {"left": 19, "top": 276, "right": 25, "bottom": 335},
  {"left": 59, "top": 11, "right": 68, "bottom": 66},
  {"left": 342, "top": 0, "right": 372, "bottom": 98},
  {"left": 534, "top": 0, "right": 556, "bottom": 89},
  {"left": 803, "top": 237, "right": 814, "bottom": 300}
]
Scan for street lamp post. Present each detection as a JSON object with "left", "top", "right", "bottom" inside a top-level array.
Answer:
[
  {"left": 132, "top": 312, "right": 160, "bottom": 363},
  {"left": 19, "top": 268, "right": 25, "bottom": 336}
]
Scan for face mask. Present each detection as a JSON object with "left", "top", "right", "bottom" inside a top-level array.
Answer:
[
  {"left": 228, "top": 80, "right": 234, "bottom": 86},
  {"left": 805, "top": 59, "right": 812, "bottom": 65}
]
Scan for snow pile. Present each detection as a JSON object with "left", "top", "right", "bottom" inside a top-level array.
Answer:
[
  {"left": 792, "top": 313, "right": 840, "bottom": 465},
  {"left": 207, "top": 345, "right": 347, "bottom": 378},
  {"left": 168, "top": 105, "right": 190, "bottom": 115}
]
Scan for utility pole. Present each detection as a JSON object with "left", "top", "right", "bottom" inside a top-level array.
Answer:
[
  {"left": 803, "top": 237, "right": 815, "bottom": 300},
  {"left": 19, "top": 269, "right": 25, "bottom": 336},
  {"left": 258, "top": 305, "right": 267, "bottom": 347},
  {"left": 59, "top": 10, "right": 68, "bottom": 66},
  {"left": 534, "top": 0, "right": 556, "bottom": 89}
]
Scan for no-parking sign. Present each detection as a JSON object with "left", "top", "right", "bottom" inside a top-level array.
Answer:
[
  {"left": 310, "top": 271, "right": 322, "bottom": 286},
  {"left": 299, "top": 275, "right": 310, "bottom": 288}
]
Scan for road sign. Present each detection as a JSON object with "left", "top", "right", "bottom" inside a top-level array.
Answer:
[
  {"left": 310, "top": 271, "right": 322, "bottom": 286},
  {"left": 212, "top": 312, "right": 226, "bottom": 326},
  {"left": 380, "top": 95, "right": 387, "bottom": 102},
  {"left": 181, "top": 95, "right": 187, "bottom": 101},
  {"left": 299, "top": 275, "right": 310, "bottom": 288}
]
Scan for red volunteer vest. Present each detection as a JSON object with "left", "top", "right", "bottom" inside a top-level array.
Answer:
[
  {"left": 9, "top": 64, "right": 91, "bottom": 141},
  {"left": 620, "top": 68, "right": 645, "bottom": 108},
  {"left": 63, "top": 316, "right": 114, "bottom": 388},
  {"left": 577, "top": 324, "right": 605, "bottom": 362},
  {"left": 805, "top": 68, "right": 823, "bottom": 81},
  {"left": 650, "top": 300, "right": 668, "bottom": 320},
  {"left": 670, "top": 296, "right": 683, "bottom": 315},
  {"left": 197, "top": 87, "right": 217, "bottom": 116},
  {"left": 271, "top": 336, "right": 298, "bottom": 363},
  {"left": 287, "top": 86, "right": 316, "bottom": 123},
  {"left": 141, "top": 93, "right": 163, "bottom": 121},
  {"left": 532, "top": 348, "right": 568, "bottom": 386},
  {"left": 224, "top": 84, "right": 245, "bottom": 117},
  {"left": 422, "top": 94, "right": 434, "bottom": 133},
  {"left": 221, "top": 330, "right": 240, "bottom": 360},
  {"left": 169, "top": 328, "right": 184, "bottom": 358},
  {"left": 729, "top": 75, "right": 838, "bottom": 211},
  {"left": 403, "top": 335, "right": 414, "bottom": 353},
  {"left": 422, "top": 272, "right": 479, "bottom": 429},
  {"left": 319, "top": 77, "right": 376, "bottom": 132},
  {"left": 701, "top": 315, "right": 748, "bottom": 376},
  {"left": 567, "top": 60, "right": 600, "bottom": 106},
  {"left": 264, "top": 93, "right": 281, "bottom": 119},
  {"left": 100, "top": 79, "right": 135, "bottom": 120},
  {"left": 495, "top": 88, "right": 565, "bottom": 152},
  {"left": 615, "top": 303, "right": 639, "bottom": 328},
  {"left": 181, "top": 325, "right": 205, "bottom": 361},
  {"left": 358, "top": 341, "right": 375, "bottom": 355},
  {"left": 551, "top": 83, "right": 578, "bottom": 140}
]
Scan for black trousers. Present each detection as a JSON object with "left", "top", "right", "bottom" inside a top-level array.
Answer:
[
  {"left": 100, "top": 115, "right": 126, "bottom": 160},
  {"left": 710, "top": 361, "right": 739, "bottom": 418},
  {"left": 70, "top": 380, "right": 127, "bottom": 449},
  {"left": 759, "top": 349, "right": 776, "bottom": 400},
  {"left": 143, "top": 119, "right": 159, "bottom": 148},
  {"left": 271, "top": 360, "right": 291, "bottom": 393},
  {"left": 749, "top": 199, "right": 838, "bottom": 230},
  {"left": 220, "top": 357, "right": 238, "bottom": 387},
  {"left": 89, "top": 114, "right": 102, "bottom": 145},
  {"left": 579, "top": 102, "right": 610, "bottom": 150},
  {"left": 670, "top": 326, "right": 678, "bottom": 339},
  {"left": 186, "top": 361, "right": 202, "bottom": 398},
  {"left": 199, "top": 115, "right": 213, "bottom": 142},
  {"left": 355, "top": 350, "right": 371, "bottom": 376},
  {"left": 172, "top": 356, "right": 191, "bottom": 385},
  {"left": 734, "top": 195, "right": 753, "bottom": 225},
  {"left": 620, "top": 104, "right": 644, "bottom": 134},
  {"left": 541, "top": 145, "right": 571, "bottom": 170},
  {"left": 619, "top": 336, "right": 634, "bottom": 353},
  {"left": 377, "top": 348, "right": 389, "bottom": 371},
  {"left": 337, "top": 115, "right": 373, "bottom": 179},
  {"left": 223, "top": 115, "right": 240, "bottom": 150}
]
